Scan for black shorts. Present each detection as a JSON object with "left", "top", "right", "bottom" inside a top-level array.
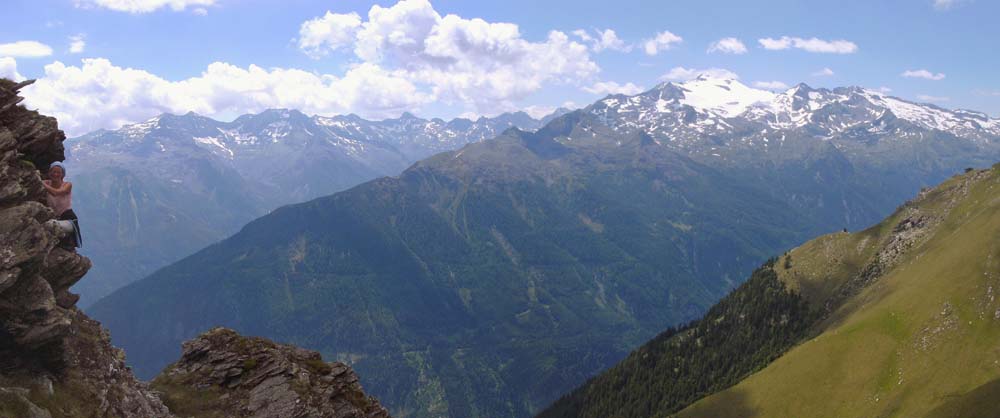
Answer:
[{"left": 57, "top": 209, "right": 82, "bottom": 248}]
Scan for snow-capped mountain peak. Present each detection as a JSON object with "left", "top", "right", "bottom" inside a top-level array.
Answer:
[
  {"left": 68, "top": 107, "right": 566, "bottom": 168},
  {"left": 588, "top": 76, "right": 1000, "bottom": 147},
  {"left": 674, "top": 76, "right": 777, "bottom": 118},
  {"left": 856, "top": 89, "right": 1000, "bottom": 135},
  {"left": 120, "top": 115, "right": 161, "bottom": 139}
]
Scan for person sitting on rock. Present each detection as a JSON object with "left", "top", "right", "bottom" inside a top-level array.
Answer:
[{"left": 42, "top": 164, "right": 82, "bottom": 249}]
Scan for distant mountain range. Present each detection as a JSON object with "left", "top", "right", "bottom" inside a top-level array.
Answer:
[
  {"left": 587, "top": 76, "right": 999, "bottom": 227},
  {"left": 90, "top": 76, "right": 1000, "bottom": 417},
  {"left": 68, "top": 108, "right": 568, "bottom": 305}
]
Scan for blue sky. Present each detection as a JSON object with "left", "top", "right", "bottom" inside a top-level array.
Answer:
[{"left": 1, "top": 0, "right": 997, "bottom": 136}]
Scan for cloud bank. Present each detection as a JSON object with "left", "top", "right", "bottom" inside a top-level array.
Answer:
[
  {"left": 22, "top": 0, "right": 601, "bottom": 136},
  {"left": 23, "top": 59, "right": 431, "bottom": 136}
]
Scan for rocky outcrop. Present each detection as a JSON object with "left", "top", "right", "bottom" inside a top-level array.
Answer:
[
  {"left": 0, "top": 78, "right": 174, "bottom": 417},
  {"left": 153, "top": 327, "right": 391, "bottom": 418},
  {"left": 0, "top": 77, "right": 390, "bottom": 418},
  {"left": 1, "top": 79, "right": 74, "bottom": 367}
]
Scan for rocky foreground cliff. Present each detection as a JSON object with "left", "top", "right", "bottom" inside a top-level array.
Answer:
[
  {"left": 0, "top": 78, "right": 171, "bottom": 417},
  {"left": 0, "top": 78, "right": 388, "bottom": 418}
]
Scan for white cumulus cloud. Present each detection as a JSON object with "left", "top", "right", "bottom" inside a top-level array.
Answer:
[
  {"left": 0, "top": 41, "right": 54, "bottom": 58},
  {"left": 21, "top": 0, "right": 600, "bottom": 136},
  {"left": 753, "top": 81, "right": 789, "bottom": 90},
  {"left": 69, "top": 35, "right": 86, "bottom": 54},
  {"left": 21, "top": 58, "right": 432, "bottom": 137},
  {"left": 642, "top": 30, "right": 683, "bottom": 55},
  {"left": 758, "top": 36, "right": 857, "bottom": 54},
  {"left": 73, "top": 0, "right": 215, "bottom": 13},
  {"left": 583, "top": 81, "right": 643, "bottom": 96},
  {"left": 296, "top": 0, "right": 598, "bottom": 115},
  {"left": 902, "top": 69, "right": 946, "bottom": 80},
  {"left": 573, "top": 29, "right": 631, "bottom": 53},
  {"left": 0, "top": 57, "right": 24, "bottom": 82},
  {"left": 707, "top": 37, "right": 747, "bottom": 54},
  {"left": 297, "top": 11, "right": 363, "bottom": 58},
  {"left": 659, "top": 67, "right": 739, "bottom": 81}
]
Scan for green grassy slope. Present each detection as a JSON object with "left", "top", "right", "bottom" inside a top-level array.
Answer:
[
  {"left": 679, "top": 164, "right": 1000, "bottom": 417},
  {"left": 537, "top": 164, "right": 1000, "bottom": 418}
]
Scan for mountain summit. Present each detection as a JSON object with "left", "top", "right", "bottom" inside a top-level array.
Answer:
[{"left": 593, "top": 75, "right": 999, "bottom": 149}]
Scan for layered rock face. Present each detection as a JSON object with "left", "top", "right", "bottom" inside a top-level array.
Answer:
[
  {"left": 0, "top": 78, "right": 389, "bottom": 417},
  {"left": 153, "top": 328, "right": 391, "bottom": 418},
  {"left": 0, "top": 78, "right": 77, "bottom": 364},
  {"left": 0, "top": 79, "right": 173, "bottom": 417}
]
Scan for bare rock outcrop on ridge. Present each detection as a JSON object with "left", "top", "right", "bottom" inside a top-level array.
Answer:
[{"left": 153, "top": 327, "right": 392, "bottom": 418}]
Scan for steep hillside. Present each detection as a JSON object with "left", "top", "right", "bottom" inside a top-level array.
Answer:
[
  {"left": 540, "top": 163, "right": 1000, "bottom": 418},
  {"left": 678, "top": 165, "right": 1000, "bottom": 417},
  {"left": 68, "top": 108, "right": 564, "bottom": 306},
  {"left": 90, "top": 116, "right": 822, "bottom": 418},
  {"left": 536, "top": 260, "right": 819, "bottom": 418}
]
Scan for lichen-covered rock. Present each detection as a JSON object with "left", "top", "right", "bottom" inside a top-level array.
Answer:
[
  {"left": 0, "top": 78, "right": 173, "bottom": 418},
  {"left": 153, "top": 327, "right": 391, "bottom": 418}
]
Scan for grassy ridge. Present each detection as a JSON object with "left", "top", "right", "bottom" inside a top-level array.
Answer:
[
  {"left": 680, "top": 164, "right": 1000, "bottom": 417},
  {"left": 538, "top": 164, "right": 1000, "bottom": 418}
]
